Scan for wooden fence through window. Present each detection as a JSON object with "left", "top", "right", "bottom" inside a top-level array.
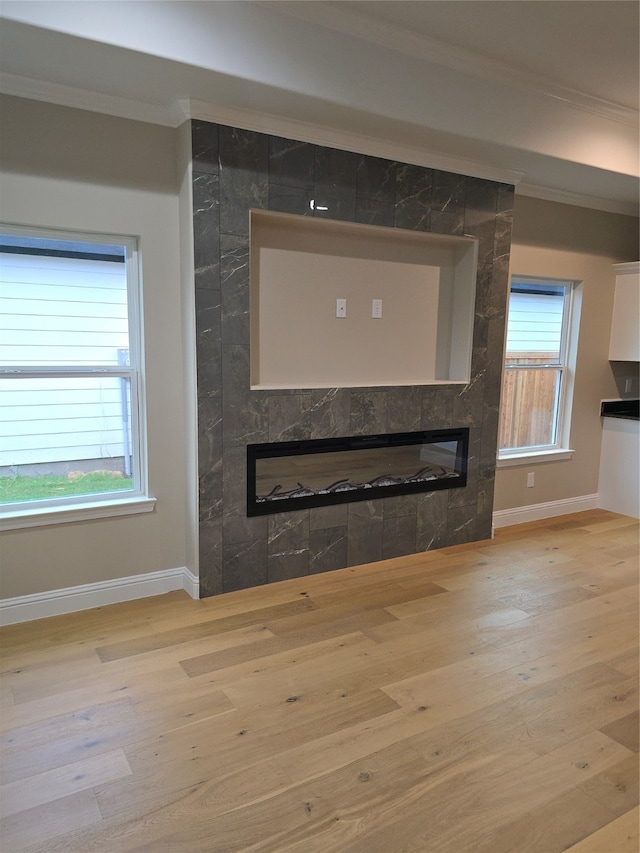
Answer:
[{"left": 499, "top": 353, "right": 560, "bottom": 449}]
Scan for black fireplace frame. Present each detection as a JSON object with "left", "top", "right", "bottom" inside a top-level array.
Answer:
[{"left": 247, "top": 428, "right": 469, "bottom": 517}]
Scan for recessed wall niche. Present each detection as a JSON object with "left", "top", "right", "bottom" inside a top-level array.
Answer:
[{"left": 250, "top": 210, "right": 478, "bottom": 389}]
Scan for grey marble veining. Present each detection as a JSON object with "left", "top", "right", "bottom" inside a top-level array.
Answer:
[
  {"left": 453, "top": 372, "right": 485, "bottom": 429},
  {"left": 383, "top": 493, "right": 420, "bottom": 520},
  {"left": 447, "top": 506, "right": 477, "bottom": 546},
  {"left": 310, "top": 388, "right": 351, "bottom": 439},
  {"left": 350, "top": 390, "right": 387, "bottom": 435},
  {"left": 476, "top": 471, "right": 496, "bottom": 542},
  {"left": 432, "top": 170, "right": 466, "bottom": 213},
  {"left": 312, "top": 146, "right": 358, "bottom": 223},
  {"left": 198, "top": 521, "right": 223, "bottom": 596},
  {"left": 193, "top": 171, "right": 220, "bottom": 290},
  {"left": 190, "top": 120, "right": 513, "bottom": 595},
  {"left": 356, "top": 156, "right": 397, "bottom": 203},
  {"left": 221, "top": 345, "right": 268, "bottom": 447},
  {"left": 315, "top": 146, "right": 358, "bottom": 192},
  {"left": 222, "top": 538, "right": 268, "bottom": 592},
  {"left": 382, "top": 514, "right": 418, "bottom": 560},
  {"left": 480, "top": 405, "right": 501, "bottom": 467},
  {"left": 346, "top": 498, "right": 384, "bottom": 566},
  {"left": 269, "top": 136, "right": 315, "bottom": 189},
  {"left": 464, "top": 178, "right": 498, "bottom": 267},
  {"left": 421, "top": 386, "right": 455, "bottom": 430},
  {"left": 309, "top": 526, "right": 348, "bottom": 574},
  {"left": 386, "top": 386, "right": 421, "bottom": 433},
  {"left": 198, "top": 396, "right": 223, "bottom": 524},
  {"left": 416, "top": 490, "right": 448, "bottom": 552},
  {"left": 191, "top": 120, "right": 219, "bottom": 174},
  {"left": 195, "top": 289, "right": 222, "bottom": 398},
  {"left": 266, "top": 510, "right": 310, "bottom": 578},
  {"left": 309, "top": 502, "right": 349, "bottom": 530},
  {"left": 355, "top": 198, "right": 396, "bottom": 228},
  {"left": 219, "top": 127, "right": 269, "bottom": 237},
  {"left": 269, "top": 184, "right": 313, "bottom": 217},
  {"left": 268, "top": 550, "right": 310, "bottom": 583},
  {"left": 220, "top": 235, "right": 250, "bottom": 345},
  {"left": 430, "top": 211, "right": 466, "bottom": 236},
  {"left": 430, "top": 170, "right": 465, "bottom": 236},
  {"left": 267, "top": 510, "right": 310, "bottom": 553},
  {"left": 268, "top": 394, "right": 313, "bottom": 442},
  {"left": 448, "top": 427, "right": 481, "bottom": 509},
  {"left": 221, "top": 445, "right": 267, "bottom": 546},
  {"left": 472, "top": 264, "right": 498, "bottom": 351},
  {"left": 395, "top": 164, "right": 432, "bottom": 231}
]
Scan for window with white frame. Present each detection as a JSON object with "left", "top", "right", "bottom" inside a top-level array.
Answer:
[
  {"left": 0, "top": 226, "right": 147, "bottom": 514},
  {"left": 499, "top": 276, "right": 576, "bottom": 458}
]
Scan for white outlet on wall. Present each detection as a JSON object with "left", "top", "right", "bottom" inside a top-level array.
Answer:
[
  {"left": 527, "top": 472, "right": 535, "bottom": 488},
  {"left": 336, "top": 298, "right": 347, "bottom": 318},
  {"left": 372, "top": 298, "right": 383, "bottom": 319}
]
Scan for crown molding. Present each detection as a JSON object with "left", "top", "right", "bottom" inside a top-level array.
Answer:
[
  {"left": 516, "top": 181, "right": 639, "bottom": 218},
  {"left": 3, "top": 74, "right": 633, "bottom": 216},
  {"left": 264, "top": 1, "right": 638, "bottom": 129},
  {"left": 0, "top": 72, "right": 177, "bottom": 127},
  {"left": 613, "top": 262, "right": 640, "bottom": 274},
  {"left": 179, "top": 98, "right": 525, "bottom": 187}
]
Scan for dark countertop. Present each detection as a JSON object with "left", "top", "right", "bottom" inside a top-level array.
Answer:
[{"left": 601, "top": 399, "right": 639, "bottom": 421}]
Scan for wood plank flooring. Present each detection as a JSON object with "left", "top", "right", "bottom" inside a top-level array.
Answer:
[{"left": 0, "top": 509, "right": 638, "bottom": 852}]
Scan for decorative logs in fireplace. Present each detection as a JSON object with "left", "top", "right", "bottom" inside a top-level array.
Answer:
[{"left": 247, "top": 429, "right": 469, "bottom": 516}]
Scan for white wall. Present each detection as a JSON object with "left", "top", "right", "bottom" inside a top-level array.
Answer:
[
  {"left": 251, "top": 211, "right": 476, "bottom": 388},
  {"left": 0, "top": 96, "right": 193, "bottom": 599}
]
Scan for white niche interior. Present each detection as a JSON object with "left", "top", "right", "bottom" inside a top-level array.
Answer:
[{"left": 250, "top": 209, "right": 478, "bottom": 389}]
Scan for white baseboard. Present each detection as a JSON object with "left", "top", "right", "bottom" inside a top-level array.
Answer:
[
  {"left": 0, "top": 494, "right": 605, "bottom": 625},
  {"left": 492, "top": 494, "right": 599, "bottom": 529},
  {"left": 0, "top": 566, "right": 199, "bottom": 627}
]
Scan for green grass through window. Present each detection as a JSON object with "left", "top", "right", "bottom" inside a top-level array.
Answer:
[{"left": 0, "top": 473, "right": 133, "bottom": 503}]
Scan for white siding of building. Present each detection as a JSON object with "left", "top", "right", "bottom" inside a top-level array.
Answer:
[
  {"left": 0, "top": 252, "right": 130, "bottom": 468},
  {"left": 505, "top": 291, "right": 564, "bottom": 357}
]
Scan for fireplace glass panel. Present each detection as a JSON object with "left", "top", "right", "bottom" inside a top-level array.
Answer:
[{"left": 247, "top": 429, "right": 468, "bottom": 516}]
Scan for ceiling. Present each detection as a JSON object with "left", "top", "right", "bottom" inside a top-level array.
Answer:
[
  {"left": 329, "top": 1, "right": 639, "bottom": 110},
  {"left": 0, "top": 1, "right": 638, "bottom": 215}
]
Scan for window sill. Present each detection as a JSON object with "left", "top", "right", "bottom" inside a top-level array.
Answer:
[
  {"left": 0, "top": 495, "right": 156, "bottom": 531},
  {"left": 496, "top": 448, "right": 575, "bottom": 468}
]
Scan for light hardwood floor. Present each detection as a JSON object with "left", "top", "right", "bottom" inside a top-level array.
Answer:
[{"left": 1, "top": 509, "right": 638, "bottom": 852}]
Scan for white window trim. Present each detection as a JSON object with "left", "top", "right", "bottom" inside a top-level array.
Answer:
[
  {"left": 496, "top": 447, "right": 574, "bottom": 468},
  {"left": 0, "top": 224, "right": 150, "bottom": 525},
  {"left": 0, "top": 495, "right": 156, "bottom": 531},
  {"left": 498, "top": 275, "right": 580, "bottom": 462}
]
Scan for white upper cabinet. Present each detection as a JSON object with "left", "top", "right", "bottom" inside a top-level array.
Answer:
[{"left": 609, "top": 262, "right": 640, "bottom": 361}]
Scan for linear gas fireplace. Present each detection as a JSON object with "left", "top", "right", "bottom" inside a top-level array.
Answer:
[{"left": 247, "top": 428, "right": 469, "bottom": 516}]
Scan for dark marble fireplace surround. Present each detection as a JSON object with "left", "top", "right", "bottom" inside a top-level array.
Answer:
[{"left": 192, "top": 120, "right": 513, "bottom": 597}]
